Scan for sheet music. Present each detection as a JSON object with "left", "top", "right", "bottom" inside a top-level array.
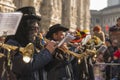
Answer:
[
  {"left": 0, "top": 12, "right": 23, "bottom": 36},
  {"left": 57, "top": 33, "right": 75, "bottom": 47},
  {"left": 81, "top": 35, "right": 91, "bottom": 45},
  {"left": 97, "top": 45, "right": 107, "bottom": 53}
]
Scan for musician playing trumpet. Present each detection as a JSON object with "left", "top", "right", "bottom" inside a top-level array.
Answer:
[
  {"left": 44, "top": 24, "right": 74, "bottom": 80},
  {"left": 3, "top": 6, "right": 56, "bottom": 80}
]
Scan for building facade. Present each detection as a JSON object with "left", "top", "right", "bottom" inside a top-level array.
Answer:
[
  {"left": 90, "top": 0, "right": 120, "bottom": 33},
  {"left": 0, "top": 0, "right": 90, "bottom": 32},
  {"left": 0, "top": 0, "right": 16, "bottom": 12},
  {"left": 108, "top": 0, "right": 120, "bottom": 7}
]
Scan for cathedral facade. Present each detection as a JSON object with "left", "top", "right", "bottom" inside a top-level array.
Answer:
[{"left": 0, "top": 0, "right": 90, "bottom": 32}]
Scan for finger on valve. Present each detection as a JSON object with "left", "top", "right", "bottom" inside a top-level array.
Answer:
[{"left": 46, "top": 41, "right": 56, "bottom": 54}]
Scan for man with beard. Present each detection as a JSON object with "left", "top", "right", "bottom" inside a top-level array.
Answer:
[{"left": 5, "top": 6, "right": 56, "bottom": 80}]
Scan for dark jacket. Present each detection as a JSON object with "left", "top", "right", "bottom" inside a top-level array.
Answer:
[
  {"left": 44, "top": 48, "right": 74, "bottom": 80},
  {"left": 109, "top": 25, "right": 120, "bottom": 32},
  {"left": 6, "top": 39, "right": 53, "bottom": 80}
]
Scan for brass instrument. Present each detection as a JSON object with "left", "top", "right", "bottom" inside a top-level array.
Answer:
[
  {"left": 0, "top": 53, "right": 5, "bottom": 58},
  {"left": 87, "top": 36, "right": 103, "bottom": 47},
  {"left": 0, "top": 43, "right": 34, "bottom": 63},
  {"left": 37, "top": 33, "right": 98, "bottom": 64},
  {"left": 58, "top": 48, "right": 96, "bottom": 58},
  {"left": 43, "top": 38, "right": 97, "bottom": 62},
  {"left": 58, "top": 47, "right": 96, "bottom": 64}
]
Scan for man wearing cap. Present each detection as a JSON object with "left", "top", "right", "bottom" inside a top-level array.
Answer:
[
  {"left": 109, "top": 17, "right": 120, "bottom": 32},
  {"left": 5, "top": 6, "right": 56, "bottom": 80},
  {"left": 44, "top": 24, "right": 74, "bottom": 80}
]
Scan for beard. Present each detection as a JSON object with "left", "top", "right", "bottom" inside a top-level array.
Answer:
[{"left": 27, "top": 32, "right": 37, "bottom": 43}]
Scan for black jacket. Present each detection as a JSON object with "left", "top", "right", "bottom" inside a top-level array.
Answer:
[
  {"left": 6, "top": 39, "right": 53, "bottom": 80},
  {"left": 44, "top": 47, "right": 74, "bottom": 80}
]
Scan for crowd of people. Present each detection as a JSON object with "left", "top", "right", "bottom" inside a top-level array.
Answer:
[{"left": 0, "top": 6, "right": 120, "bottom": 80}]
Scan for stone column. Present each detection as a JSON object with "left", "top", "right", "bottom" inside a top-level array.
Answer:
[
  {"left": 62, "top": 0, "right": 70, "bottom": 28},
  {"left": 39, "top": 0, "right": 52, "bottom": 31},
  {"left": 40, "top": 0, "right": 62, "bottom": 32},
  {"left": 13, "top": 0, "right": 90, "bottom": 32},
  {"left": 31, "top": 0, "right": 41, "bottom": 16},
  {"left": 50, "top": 0, "right": 62, "bottom": 25},
  {"left": 77, "top": 0, "right": 84, "bottom": 30},
  {"left": 13, "top": 0, "right": 22, "bottom": 8},
  {"left": 83, "top": 0, "right": 90, "bottom": 30},
  {"left": 69, "top": 0, "right": 77, "bottom": 32},
  {"left": 62, "top": 0, "right": 78, "bottom": 32},
  {"left": 14, "top": 0, "right": 31, "bottom": 8}
]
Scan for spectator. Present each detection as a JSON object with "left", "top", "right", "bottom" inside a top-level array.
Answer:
[
  {"left": 112, "top": 40, "right": 118, "bottom": 52},
  {"left": 111, "top": 44, "right": 120, "bottom": 80},
  {"left": 93, "top": 25, "right": 105, "bottom": 43},
  {"left": 109, "top": 17, "right": 120, "bottom": 32}
]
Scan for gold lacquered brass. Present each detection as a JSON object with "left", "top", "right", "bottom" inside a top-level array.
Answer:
[
  {"left": 0, "top": 43, "right": 34, "bottom": 57},
  {"left": 44, "top": 38, "right": 96, "bottom": 59}
]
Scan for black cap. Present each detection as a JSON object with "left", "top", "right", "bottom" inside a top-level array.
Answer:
[{"left": 45, "top": 24, "right": 69, "bottom": 39}]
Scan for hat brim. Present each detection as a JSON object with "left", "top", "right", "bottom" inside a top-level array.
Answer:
[{"left": 46, "top": 26, "right": 69, "bottom": 39}]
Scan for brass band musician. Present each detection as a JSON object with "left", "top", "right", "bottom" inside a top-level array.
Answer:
[
  {"left": 3, "top": 6, "right": 56, "bottom": 80},
  {"left": 69, "top": 30, "right": 101, "bottom": 80},
  {"left": 44, "top": 24, "right": 74, "bottom": 80}
]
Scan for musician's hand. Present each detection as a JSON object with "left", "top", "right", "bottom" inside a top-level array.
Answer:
[
  {"left": 45, "top": 40, "right": 56, "bottom": 54},
  {"left": 72, "top": 42, "right": 79, "bottom": 47},
  {"left": 60, "top": 43, "right": 68, "bottom": 51},
  {"left": 0, "top": 37, "right": 5, "bottom": 43}
]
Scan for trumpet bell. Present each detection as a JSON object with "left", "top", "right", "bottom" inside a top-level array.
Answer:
[
  {"left": 24, "top": 43, "right": 34, "bottom": 55},
  {"left": 23, "top": 56, "right": 31, "bottom": 63},
  {"left": 22, "top": 43, "right": 34, "bottom": 63}
]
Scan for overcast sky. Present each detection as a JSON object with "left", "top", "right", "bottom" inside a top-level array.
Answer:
[{"left": 90, "top": 0, "right": 107, "bottom": 10}]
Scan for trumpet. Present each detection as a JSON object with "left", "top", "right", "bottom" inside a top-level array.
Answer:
[
  {"left": 39, "top": 36, "right": 97, "bottom": 63},
  {"left": 37, "top": 33, "right": 98, "bottom": 64},
  {"left": 0, "top": 42, "right": 34, "bottom": 63},
  {"left": 58, "top": 47, "right": 96, "bottom": 64}
]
